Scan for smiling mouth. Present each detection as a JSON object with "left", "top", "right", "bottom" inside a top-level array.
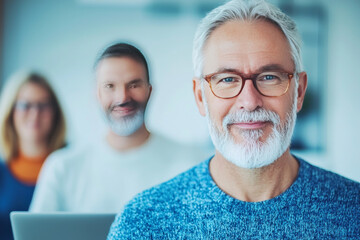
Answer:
[
  {"left": 111, "top": 106, "right": 137, "bottom": 117},
  {"left": 230, "top": 121, "right": 271, "bottom": 130},
  {"left": 109, "top": 100, "right": 139, "bottom": 117}
]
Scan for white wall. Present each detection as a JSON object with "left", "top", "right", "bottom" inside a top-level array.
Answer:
[
  {"left": 289, "top": 0, "right": 360, "bottom": 182},
  {"left": 1, "top": 0, "right": 359, "bottom": 181},
  {"left": 324, "top": 0, "right": 360, "bottom": 181},
  {"left": 2, "top": 0, "right": 210, "bottom": 148}
]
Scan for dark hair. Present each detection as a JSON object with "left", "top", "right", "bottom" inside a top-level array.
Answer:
[{"left": 95, "top": 43, "right": 150, "bottom": 83}]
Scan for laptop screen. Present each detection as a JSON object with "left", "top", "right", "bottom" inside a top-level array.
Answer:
[{"left": 10, "top": 211, "right": 116, "bottom": 240}]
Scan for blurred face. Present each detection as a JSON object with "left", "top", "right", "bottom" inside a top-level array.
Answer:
[
  {"left": 96, "top": 57, "right": 151, "bottom": 136},
  {"left": 193, "top": 20, "right": 307, "bottom": 168},
  {"left": 13, "top": 82, "right": 54, "bottom": 144}
]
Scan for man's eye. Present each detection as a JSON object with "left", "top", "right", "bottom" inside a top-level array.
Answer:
[
  {"left": 211, "top": 73, "right": 240, "bottom": 85},
  {"left": 221, "top": 77, "right": 235, "bottom": 83},
  {"left": 264, "top": 75, "right": 276, "bottom": 80},
  {"left": 259, "top": 74, "right": 280, "bottom": 81},
  {"left": 105, "top": 84, "right": 113, "bottom": 88},
  {"left": 217, "top": 76, "right": 240, "bottom": 85},
  {"left": 129, "top": 83, "right": 138, "bottom": 89}
]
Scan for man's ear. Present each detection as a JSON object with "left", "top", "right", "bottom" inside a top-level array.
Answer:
[
  {"left": 193, "top": 78, "right": 206, "bottom": 116},
  {"left": 296, "top": 72, "right": 308, "bottom": 112},
  {"left": 147, "top": 84, "right": 152, "bottom": 101}
]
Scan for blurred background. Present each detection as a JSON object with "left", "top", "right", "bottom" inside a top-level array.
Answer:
[{"left": 0, "top": 0, "right": 359, "bottom": 181}]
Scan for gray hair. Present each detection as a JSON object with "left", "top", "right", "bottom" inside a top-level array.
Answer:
[{"left": 193, "top": 0, "right": 303, "bottom": 78}]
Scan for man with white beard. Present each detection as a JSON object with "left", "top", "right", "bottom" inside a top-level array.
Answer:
[
  {"left": 29, "top": 43, "right": 205, "bottom": 212},
  {"left": 108, "top": 1, "right": 360, "bottom": 239}
]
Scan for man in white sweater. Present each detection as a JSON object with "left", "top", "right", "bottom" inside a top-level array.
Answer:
[{"left": 30, "top": 43, "right": 207, "bottom": 213}]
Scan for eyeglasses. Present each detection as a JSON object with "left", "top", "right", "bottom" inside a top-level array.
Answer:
[
  {"left": 203, "top": 70, "right": 294, "bottom": 99},
  {"left": 14, "top": 101, "right": 53, "bottom": 112}
]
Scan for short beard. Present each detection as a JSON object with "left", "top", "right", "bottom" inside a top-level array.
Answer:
[
  {"left": 104, "top": 102, "right": 145, "bottom": 137},
  {"left": 202, "top": 84, "right": 297, "bottom": 169}
]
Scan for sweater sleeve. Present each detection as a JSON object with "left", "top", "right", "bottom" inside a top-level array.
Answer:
[{"left": 29, "top": 151, "right": 65, "bottom": 212}]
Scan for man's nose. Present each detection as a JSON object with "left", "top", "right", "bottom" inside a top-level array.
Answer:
[
  {"left": 234, "top": 79, "right": 263, "bottom": 111},
  {"left": 114, "top": 86, "right": 130, "bottom": 103}
]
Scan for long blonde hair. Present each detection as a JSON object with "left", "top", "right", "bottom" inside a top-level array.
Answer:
[{"left": 0, "top": 71, "right": 66, "bottom": 162}]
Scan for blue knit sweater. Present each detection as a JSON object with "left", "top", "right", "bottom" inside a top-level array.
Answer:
[{"left": 108, "top": 157, "right": 360, "bottom": 239}]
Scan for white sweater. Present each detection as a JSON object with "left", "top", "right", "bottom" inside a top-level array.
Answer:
[{"left": 30, "top": 133, "right": 209, "bottom": 213}]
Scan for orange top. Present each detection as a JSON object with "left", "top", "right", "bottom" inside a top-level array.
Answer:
[{"left": 8, "top": 152, "right": 48, "bottom": 185}]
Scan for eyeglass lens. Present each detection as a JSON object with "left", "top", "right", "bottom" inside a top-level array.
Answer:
[
  {"left": 15, "top": 101, "right": 53, "bottom": 112},
  {"left": 209, "top": 71, "right": 291, "bottom": 98}
]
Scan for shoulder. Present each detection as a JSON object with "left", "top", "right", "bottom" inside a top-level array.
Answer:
[
  {"left": 39, "top": 144, "right": 99, "bottom": 179},
  {"left": 129, "top": 160, "right": 207, "bottom": 208},
  {"left": 108, "top": 160, "right": 210, "bottom": 238},
  {"left": 146, "top": 133, "right": 182, "bottom": 151},
  {"left": 300, "top": 158, "right": 360, "bottom": 188},
  {"left": 295, "top": 159, "right": 360, "bottom": 235},
  {"left": 44, "top": 143, "right": 97, "bottom": 168},
  {"left": 0, "top": 160, "right": 10, "bottom": 182},
  {"left": 148, "top": 133, "right": 212, "bottom": 163},
  {"left": 0, "top": 159, "right": 6, "bottom": 171},
  {"left": 148, "top": 133, "right": 204, "bottom": 153},
  {"left": 298, "top": 158, "right": 360, "bottom": 202}
]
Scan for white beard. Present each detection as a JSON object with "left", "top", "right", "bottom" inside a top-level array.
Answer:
[
  {"left": 203, "top": 85, "right": 298, "bottom": 169},
  {"left": 105, "top": 107, "right": 145, "bottom": 137}
]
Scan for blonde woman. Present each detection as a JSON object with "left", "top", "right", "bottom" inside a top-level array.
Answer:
[{"left": 0, "top": 71, "right": 66, "bottom": 240}]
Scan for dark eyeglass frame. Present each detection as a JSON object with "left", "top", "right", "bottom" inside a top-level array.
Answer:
[
  {"left": 202, "top": 70, "right": 295, "bottom": 99},
  {"left": 14, "top": 101, "right": 53, "bottom": 112}
]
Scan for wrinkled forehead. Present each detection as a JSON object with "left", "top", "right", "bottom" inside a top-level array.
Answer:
[
  {"left": 203, "top": 17, "right": 289, "bottom": 52},
  {"left": 202, "top": 19, "right": 293, "bottom": 73},
  {"left": 96, "top": 55, "right": 150, "bottom": 84},
  {"left": 96, "top": 57, "right": 148, "bottom": 82}
]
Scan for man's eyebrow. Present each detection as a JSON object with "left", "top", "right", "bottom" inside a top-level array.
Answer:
[
  {"left": 213, "top": 64, "right": 291, "bottom": 74},
  {"left": 101, "top": 79, "right": 114, "bottom": 84},
  {"left": 127, "top": 78, "right": 145, "bottom": 85},
  {"left": 214, "top": 67, "right": 239, "bottom": 74},
  {"left": 256, "top": 64, "right": 290, "bottom": 72}
]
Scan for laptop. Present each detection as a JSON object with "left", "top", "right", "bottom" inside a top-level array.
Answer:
[{"left": 10, "top": 211, "right": 116, "bottom": 240}]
